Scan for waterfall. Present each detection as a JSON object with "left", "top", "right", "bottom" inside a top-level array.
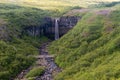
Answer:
[{"left": 55, "top": 18, "right": 59, "bottom": 40}]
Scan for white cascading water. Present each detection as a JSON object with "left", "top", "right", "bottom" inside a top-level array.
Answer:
[{"left": 55, "top": 18, "right": 59, "bottom": 40}]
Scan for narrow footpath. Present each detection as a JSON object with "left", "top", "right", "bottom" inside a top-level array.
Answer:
[{"left": 15, "top": 42, "right": 61, "bottom": 80}]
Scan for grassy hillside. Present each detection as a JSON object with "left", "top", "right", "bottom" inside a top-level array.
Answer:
[
  {"left": 48, "top": 4, "right": 120, "bottom": 80},
  {"left": 0, "top": 3, "right": 51, "bottom": 79},
  {"left": 0, "top": 0, "right": 120, "bottom": 79},
  {"left": 0, "top": 0, "right": 120, "bottom": 10},
  {"left": 0, "top": 36, "right": 49, "bottom": 79},
  {"left": 0, "top": 3, "right": 50, "bottom": 38},
  {"left": 0, "top": 2, "right": 75, "bottom": 40},
  {"left": 0, "top": 1, "right": 73, "bottom": 79}
]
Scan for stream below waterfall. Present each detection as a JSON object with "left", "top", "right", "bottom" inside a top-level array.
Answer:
[
  {"left": 15, "top": 42, "right": 61, "bottom": 80},
  {"left": 36, "top": 42, "right": 61, "bottom": 80}
]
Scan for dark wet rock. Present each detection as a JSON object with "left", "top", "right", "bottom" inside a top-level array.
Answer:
[
  {"left": 35, "top": 43, "right": 61, "bottom": 80},
  {"left": 59, "top": 16, "right": 80, "bottom": 28},
  {"left": 15, "top": 42, "right": 61, "bottom": 80},
  {"left": 58, "top": 16, "right": 81, "bottom": 36},
  {"left": 24, "top": 16, "right": 80, "bottom": 39}
]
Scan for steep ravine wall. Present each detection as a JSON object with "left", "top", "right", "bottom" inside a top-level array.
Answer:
[
  {"left": 58, "top": 16, "right": 80, "bottom": 37},
  {"left": 24, "top": 16, "right": 81, "bottom": 39}
]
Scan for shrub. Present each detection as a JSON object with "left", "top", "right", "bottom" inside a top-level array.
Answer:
[{"left": 25, "top": 67, "right": 44, "bottom": 78}]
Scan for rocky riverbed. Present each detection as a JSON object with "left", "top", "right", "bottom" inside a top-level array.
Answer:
[
  {"left": 15, "top": 42, "right": 61, "bottom": 80},
  {"left": 36, "top": 42, "right": 61, "bottom": 80}
]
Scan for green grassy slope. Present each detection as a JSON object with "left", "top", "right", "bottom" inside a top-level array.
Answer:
[
  {"left": 25, "top": 67, "right": 44, "bottom": 79},
  {"left": 0, "top": 39, "right": 37, "bottom": 79},
  {"left": 0, "top": 3, "right": 51, "bottom": 79},
  {"left": 0, "top": 1, "right": 74, "bottom": 79},
  {"left": 48, "top": 4, "right": 120, "bottom": 80},
  {"left": 0, "top": 36, "right": 49, "bottom": 79},
  {"left": 0, "top": 0, "right": 119, "bottom": 10},
  {"left": 0, "top": 3, "right": 53, "bottom": 38},
  {"left": 0, "top": 2, "right": 74, "bottom": 41},
  {"left": 0, "top": 0, "right": 120, "bottom": 79}
]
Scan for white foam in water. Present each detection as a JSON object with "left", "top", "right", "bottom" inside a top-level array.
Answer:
[{"left": 55, "top": 18, "right": 59, "bottom": 40}]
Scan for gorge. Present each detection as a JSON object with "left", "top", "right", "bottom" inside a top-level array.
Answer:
[
  {"left": 24, "top": 16, "right": 80, "bottom": 40},
  {"left": 1, "top": 0, "right": 120, "bottom": 80},
  {"left": 14, "top": 16, "right": 80, "bottom": 80}
]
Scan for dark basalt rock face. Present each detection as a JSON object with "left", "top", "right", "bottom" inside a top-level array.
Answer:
[
  {"left": 59, "top": 16, "right": 80, "bottom": 28},
  {"left": 42, "top": 17, "right": 55, "bottom": 39},
  {"left": 58, "top": 16, "right": 80, "bottom": 36},
  {"left": 24, "top": 16, "right": 81, "bottom": 39},
  {"left": 24, "top": 17, "right": 54, "bottom": 39}
]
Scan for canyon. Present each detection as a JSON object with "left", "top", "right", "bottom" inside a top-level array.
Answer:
[{"left": 24, "top": 16, "right": 81, "bottom": 39}]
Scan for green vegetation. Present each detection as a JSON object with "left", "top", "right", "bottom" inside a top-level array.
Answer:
[
  {"left": 0, "top": 0, "right": 119, "bottom": 9},
  {"left": 0, "top": 1, "right": 73, "bottom": 79},
  {"left": 0, "top": 3, "right": 78, "bottom": 39},
  {"left": 0, "top": 39, "right": 37, "bottom": 79},
  {"left": 0, "top": 0, "right": 80, "bottom": 15},
  {"left": 25, "top": 67, "right": 44, "bottom": 79},
  {"left": 0, "top": 0, "right": 120, "bottom": 80},
  {"left": 0, "top": 3, "right": 51, "bottom": 79},
  {"left": 48, "top": 3, "right": 120, "bottom": 80},
  {"left": 0, "top": 36, "right": 49, "bottom": 79},
  {"left": 89, "top": 1, "right": 120, "bottom": 8}
]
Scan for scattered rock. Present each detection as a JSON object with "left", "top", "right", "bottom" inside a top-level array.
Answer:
[{"left": 15, "top": 42, "right": 61, "bottom": 80}]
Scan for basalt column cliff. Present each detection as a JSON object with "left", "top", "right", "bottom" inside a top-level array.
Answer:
[{"left": 24, "top": 16, "right": 81, "bottom": 39}]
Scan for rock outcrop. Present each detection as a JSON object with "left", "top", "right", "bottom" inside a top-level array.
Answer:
[
  {"left": 58, "top": 16, "right": 80, "bottom": 36},
  {"left": 24, "top": 16, "right": 81, "bottom": 39}
]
